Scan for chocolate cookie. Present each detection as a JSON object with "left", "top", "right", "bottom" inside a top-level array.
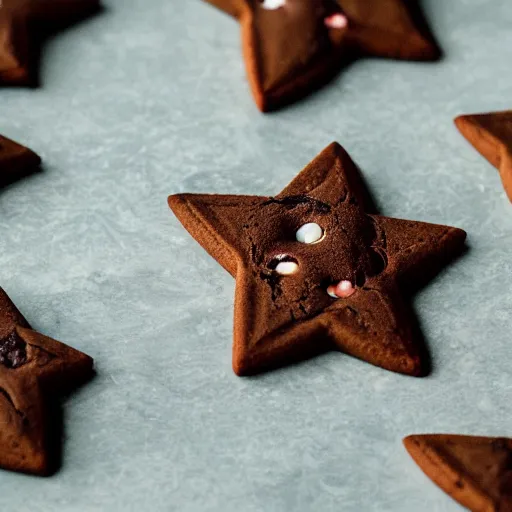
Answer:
[
  {"left": 0, "top": 0, "right": 100, "bottom": 86},
  {"left": 0, "top": 134, "right": 41, "bottom": 185},
  {"left": 455, "top": 111, "right": 512, "bottom": 202},
  {"left": 168, "top": 142, "right": 466, "bottom": 376},
  {"left": 404, "top": 434, "right": 512, "bottom": 511},
  {"left": 203, "top": 0, "right": 439, "bottom": 111},
  {"left": 0, "top": 288, "right": 93, "bottom": 474}
]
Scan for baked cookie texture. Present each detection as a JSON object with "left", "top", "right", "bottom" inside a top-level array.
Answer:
[
  {"left": 0, "top": 0, "right": 100, "bottom": 86},
  {"left": 168, "top": 142, "right": 466, "bottom": 376},
  {"left": 0, "top": 134, "right": 41, "bottom": 184},
  {"left": 404, "top": 434, "right": 512, "bottom": 512},
  {"left": 0, "top": 288, "right": 93, "bottom": 475},
  {"left": 203, "top": 0, "right": 439, "bottom": 111},
  {"left": 455, "top": 111, "right": 512, "bottom": 202}
]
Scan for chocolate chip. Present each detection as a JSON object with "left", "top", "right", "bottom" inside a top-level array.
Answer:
[{"left": 0, "top": 331, "right": 28, "bottom": 369}]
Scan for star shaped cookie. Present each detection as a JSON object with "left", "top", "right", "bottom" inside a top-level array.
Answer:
[
  {"left": 0, "top": 134, "right": 41, "bottom": 185},
  {"left": 404, "top": 434, "right": 512, "bottom": 511},
  {"left": 0, "top": 0, "right": 100, "bottom": 86},
  {"left": 0, "top": 287, "right": 93, "bottom": 474},
  {"left": 455, "top": 111, "right": 512, "bottom": 202},
  {"left": 168, "top": 142, "right": 466, "bottom": 376},
  {"left": 203, "top": 0, "right": 439, "bottom": 111}
]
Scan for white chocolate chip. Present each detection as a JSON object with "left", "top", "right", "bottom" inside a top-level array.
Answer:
[
  {"left": 260, "top": 0, "right": 286, "bottom": 10},
  {"left": 296, "top": 223, "right": 324, "bottom": 244},
  {"left": 275, "top": 261, "right": 299, "bottom": 276}
]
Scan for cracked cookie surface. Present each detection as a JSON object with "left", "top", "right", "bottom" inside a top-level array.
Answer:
[{"left": 169, "top": 142, "right": 466, "bottom": 376}]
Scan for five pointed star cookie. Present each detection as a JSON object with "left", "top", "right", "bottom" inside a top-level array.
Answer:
[
  {"left": 0, "top": 134, "right": 41, "bottom": 185},
  {"left": 0, "top": 0, "right": 100, "bottom": 85},
  {"left": 404, "top": 434, "right": 512, "bottom": 511},
  {"left": 203, "top": 0, "right": 439, "bottom": 111},
  {"left": 0, "top": 287, "right": 93, "bottom": 474},
  {"left": 168, "top": 142, "right": 466, "bottom": 376},
  {"left": 455, "top": 111, "right": 512, "bottom": 202}
]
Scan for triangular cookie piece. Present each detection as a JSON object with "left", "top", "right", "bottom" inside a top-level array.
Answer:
[
  {"left": 455, "top": 111, "right": 512, "bottom": 202},
  {"left": 404, "top": 434, "right": 512, "bottom": 511},
  {"left": 0, "top": 135, "right": 41, "bottom": 185}
]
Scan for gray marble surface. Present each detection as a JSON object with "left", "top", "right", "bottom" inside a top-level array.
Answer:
[{"left": 0, "top": 0, "right": 511, "bottom": 510}]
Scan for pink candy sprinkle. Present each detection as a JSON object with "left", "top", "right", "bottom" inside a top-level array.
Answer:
[
  {"left": 324, "top": 13, "right": 348, "bottom": 29},
  {"left": 327, "top": 280, "right": 356, "bottom": 299}
]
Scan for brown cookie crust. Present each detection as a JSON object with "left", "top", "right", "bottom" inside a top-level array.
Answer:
[
  {"left": 0, "top": 134, "right": 41, "bottom": 184},
  {"left": 455, "top": 111, "right": 512, "bottom": 202},
  {"left": 404, "top": 434, "right": 512, "bottom": 511},
  {"left": 169, "top": 142, "right": 466, "bottom": 376},
  {"left": 203, "top": 0, "right": 439, "bottom": 111},
  {"left": 0, "top": 0, "right": 100, "bottom": 86},
  {"left": 0, "top": 288, "right": 93, "bottom": 474}
]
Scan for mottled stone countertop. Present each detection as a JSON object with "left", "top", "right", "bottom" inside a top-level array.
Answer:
[{"left": 0, "top": 0, "right": 511, "bottom": 510}]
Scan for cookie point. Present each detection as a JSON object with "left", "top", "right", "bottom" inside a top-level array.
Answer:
[
  {"left": 167, "top": 194, "right": 181, "bottom": 208},
  {"left": 232, "top": 354, "right": 251, "bottom": 377},
  {"left": 454, "top": 115, "right": 469, "bottom": 129},
  {"left": 396, "top": 351, "right": 420, "bottom": 375},
  {"left": 402, "top": 435, "right": 418, "bottom": 450},
  {"left": 254, "top": 90, "right": 271, "bottom": 113},
  {"left": 453, "top": 227, "right": 468, "bottom": 241},
  {"left": 445, "top": 227, "right": 467, "bottom": 250},
  {"left": 168, "top": 194, "right": 195, "bottom": 215},
  {"left": 232, "top": 364, "right": 245, "bottom": 377}
]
